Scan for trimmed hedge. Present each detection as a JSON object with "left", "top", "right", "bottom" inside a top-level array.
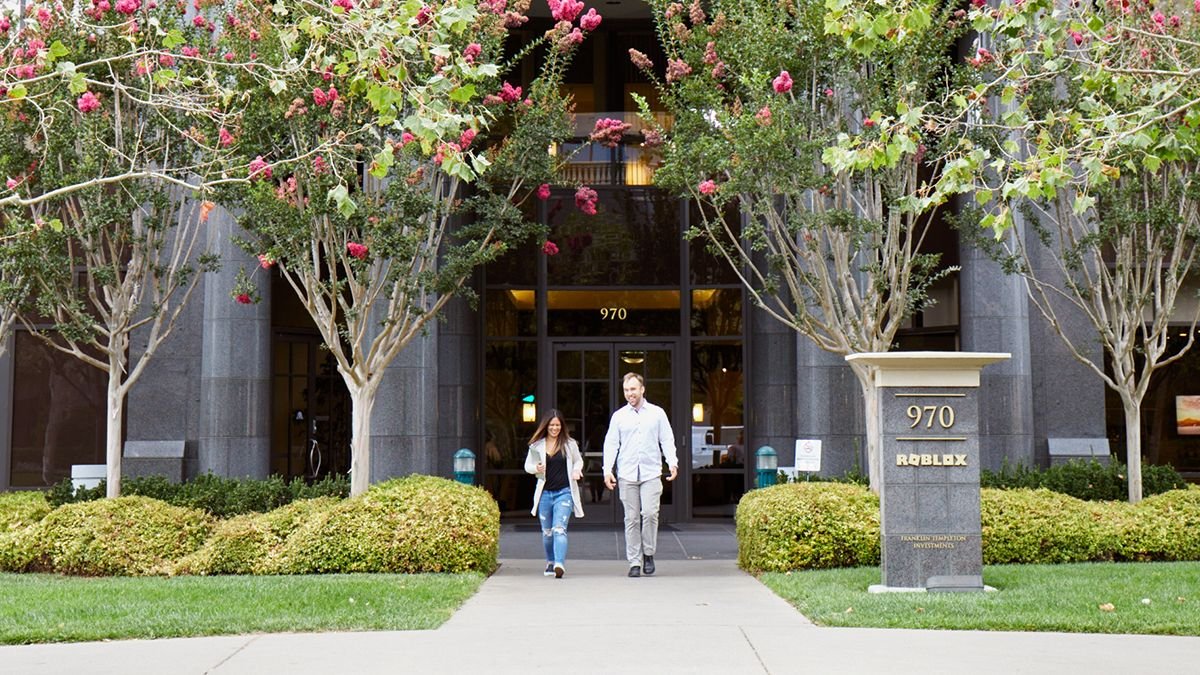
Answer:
[
  {"left": 980, "top": 488, "right": 1121, "bottom": 564},
  {"left": 981, "top": 459, "right": 1186, "bottom": 501},
  {"left": 269, "top": 475, "right": 500, "bottom": 575},
  {"left": 737, "top": 483, "right": 1200, "bottom": 572},
  {"left": 47, "top": 473, "right": 350, "bottom": 517},
  {"left": 737, "top": 482, "right": 881, "bottom": 573},
  {"left": 1115, "top": 486, "right": 1200, "bottom": 562},
  {"left": 173, "top": 497, "right": 341, "bottom": 575},
  {"left": 0, "top": 491, "right": 50, "bottom": 572},
  {"left": 23, "top": 496, "right": 212, "bottom": 576}
]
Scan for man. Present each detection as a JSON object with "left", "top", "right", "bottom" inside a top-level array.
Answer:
[{"left": 603, "top": 372, "right": 678, "bottom": 577}]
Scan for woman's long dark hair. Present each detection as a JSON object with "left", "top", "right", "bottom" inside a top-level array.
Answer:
[{"left": 528, "top": 409, "right": 572, "bottom": 452}]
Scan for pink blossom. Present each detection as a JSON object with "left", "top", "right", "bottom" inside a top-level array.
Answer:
[
  {"left": 589, "top": 117, "right": 631, "bottom": 148},
  {"left": 755, "top": 106, "right": 772, "bottom": 126},
  {"left": 115, "top": 0, "right": 140, "bottom": 15},
  {"left": 704, "top": 42, "right": 718, "bottom": 65},
  {"left": 541, "top": 240, "right": 559, "bottom": 256},
  {"left": 235, "top": 293, "right": 252, "bottom": 305},
  {"left": 312, "top": 156, "right": 329, "bottom": 175},
  {"left": 580, "top": 8, "right": 602, "bottom": 31},
  {"left": 459, "top": 128, "right": 477, "bottom": 148},
  {"left": 1195, "top": 0, "right": 1199, "bottom": 13},
  {"left": 249, "top": 29, "right": 261, "bottom": 41},
  {"left": 416, "top": 4, "right": 433, "bottom": 25},
  {"left": 333, "top": 0, "right": 356, "bottom": 11},
  {"left": 537, "top": 183, "right": 551, "bottom": 200},
  {"left": 1153, "top": 11, "right": 1165, "bottom": 24},
  {"left": 77, "top": 91, "right": 101, "bottom": 113},
  {"left": 347, "top": 242, "right": 369, "bottom": 260},
  {"left": 223, "top": 52, "right": 235, "bottom": 62},
  {"left": 463, "top": 43, "right": 482, "bottom": 64},
  {"left": 698, "top": 179, "right": 718, "bottom": 195},
  {"left": 159, "top": 53, "right": 176, "bottom": 67},
  {"left": 665, "top": 59, "right": 692, "bottom": 83},
  {"left": 549, "top": 0, "right": 584, "bottom": 23},
  {"left": 575, "top": 186, "right": 598, "bottom": 215},
  {"left": 219, "top": 127, "right": 234, "bottom": 147},
  {"left": 400, "top": 131, "right": 416, "bottom": 145},
  {"left": 863, "top": 118, "right": 875, "bottom": 128},
  {"left": 825, "top": 88, "right": 834, "bottom": 98},
  {"left": 772, "top": 71, "right": 792, "bottom": 94},
  {"left": 181, "top": 45, "right": 200, "bottom": 58},
  {"left": 498, "top": 81, "right": 523, "bottom": 103},
  {"left": 5, "top": 177, "right": 18, "bottom": 190},
  {"left": 258, "top": 254, "right": 275, "bottom": 269},
  {"left": 642, "top": 129, "right": 663, "bottom": 147},
  {"left": 313, "top": 87, "right": 329, "bottom": 107},
  {"left": 1169, "top": 14, "right": 1181, "bottom": 27},
  {"left": 248, "top": 155, "right": 272, "bottom": 180},
  {"left": 192, "top": 15, "right": 206, "bottom": 28},
  {"left": 1070, "top": 30, "right": 1084, "bottom": 46},
  {"left": 481, "top": 0, "right": 508, "bottom": 13},
  {"left": 0, "top": 17, "right": 9, "bottom": 32},
  {"left": 629, "top": 49, "right": 653, "bottom": 71}
]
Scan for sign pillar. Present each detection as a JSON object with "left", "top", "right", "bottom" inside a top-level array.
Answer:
[{"left": 846, "top": 352, "right": 1010, "bottom": 592}]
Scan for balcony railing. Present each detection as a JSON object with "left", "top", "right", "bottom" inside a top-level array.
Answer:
[{"left": 556, "top": 111, "right": 673, "bottom": 187}]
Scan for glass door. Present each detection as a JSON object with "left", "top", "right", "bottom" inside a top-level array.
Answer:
[{"left": 553, "top": 343, "right": 679, "bottom": 524}]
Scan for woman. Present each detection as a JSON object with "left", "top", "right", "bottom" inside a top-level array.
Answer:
[{"left": 524, "top": 409, "right": 585, "bottom": 578}]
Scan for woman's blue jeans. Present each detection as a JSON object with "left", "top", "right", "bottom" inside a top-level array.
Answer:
[{"left": 538, "top": 487, "right": 573, "bottom": 565}]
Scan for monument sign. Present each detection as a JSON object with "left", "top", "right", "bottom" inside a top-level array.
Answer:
[{"left": 846, "top": 352, "right": 1010, "bottom": 592}]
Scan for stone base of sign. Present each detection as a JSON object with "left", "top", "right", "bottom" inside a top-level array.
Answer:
[
  {"left": 847, "top": 351, "right": 1010, "bottom": 593},
  {"left": 868, "top": 582, "right": 997, "bottom": 594}
]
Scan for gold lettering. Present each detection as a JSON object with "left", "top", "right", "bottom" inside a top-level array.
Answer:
[
  {"left": 909, "top": 454, "right": 920, "bottom": 465},
  {"left": 920, "top": 454, "right": 932, "bottom": 465},
  {"left": 955, "top": 454, "right": 967, "bottom": 466},
  {"left": 897, "top": 454, "right": 909, "bottom": 466}
]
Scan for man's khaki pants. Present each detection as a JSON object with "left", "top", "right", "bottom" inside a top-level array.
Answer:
[{"left": 618, "top": 477, "right": 663, "bottom": 567}]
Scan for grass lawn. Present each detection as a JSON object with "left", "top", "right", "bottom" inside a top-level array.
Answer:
[
  {"left": 0, "top": 573, "right": 484, "bottom": 645},
  {"left": 760, "top": 561, "right": 1200, "bottom": 635}
]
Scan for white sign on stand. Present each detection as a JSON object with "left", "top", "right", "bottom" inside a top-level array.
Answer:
[{"left": 794, "top": 439, "right": 822, "bottom": 472}]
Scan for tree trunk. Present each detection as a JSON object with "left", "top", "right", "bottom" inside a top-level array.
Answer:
[
  {"left": 105, "top": 372, "right": 124, "bottom": 498},
  {"left": 853, "top": 366, "right": 882, "bottom": 492},
  {"left": 1122, "top": 400, "right": 1144, "bottom": 504},
  {"left": 348, "top": 383, "right": 379, "bottom": 497}
]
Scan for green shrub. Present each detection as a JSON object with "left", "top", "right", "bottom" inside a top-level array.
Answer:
[
  {"left": 46, "top": 473, "right": 351, "bottom": 516},
  {"left": 27, "top": 496, "right": 212, "bottom": 576},
  {"left": 981, "top": 458, "right": 1186, "bottom": 501},
  {"left": 272, "top": 475, "right": 499, "bottom": 575},
  {"left": 1115, "top": 486, "right": 1200, "bottom": 562},
  {"left": 0, "top": 491, "right": 51, "bottom": 531},
  {"left": 0, "top": 491, "right": 51, "bottom": 572},
  {"left": 173, "top": 497, "right": 340, "bottom": 575},
  {"left": 736, "top": 482, "right": 880, "bottom": 573},
  {"left": 980, "top": 488, "right": 1121, "bottom": 564}
]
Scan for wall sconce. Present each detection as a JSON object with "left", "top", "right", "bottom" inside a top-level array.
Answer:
[
  {"left": 692, "top": 403, "right": 704, "bottom": 423},
  {"left": 522, "top": 402, "right": 537, "bottom": 423}
]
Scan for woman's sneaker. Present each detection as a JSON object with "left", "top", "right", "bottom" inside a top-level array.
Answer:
[
  {"left": 544, "top": 563, "right": 555, "bottom": 577},
  {"left": 554, "top": 563, "right": 565, "bottom": 579}
]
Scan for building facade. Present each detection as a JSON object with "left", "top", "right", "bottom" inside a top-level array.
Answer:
[{"left": 3, "top": 5, "right": 1197, "bottom": 511}]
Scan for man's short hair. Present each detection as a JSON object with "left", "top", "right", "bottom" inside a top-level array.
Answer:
[{"left": 622, "top": 372, "right": 644, "bottom": 386}]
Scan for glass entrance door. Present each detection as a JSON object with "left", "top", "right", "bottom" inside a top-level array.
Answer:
[{"left": 553, "top": 343, "right": 679, "bottom": 524}]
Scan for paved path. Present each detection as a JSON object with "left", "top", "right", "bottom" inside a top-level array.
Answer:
[{"left": 3, "top": 557, "right": 1199, "bottom": 674}]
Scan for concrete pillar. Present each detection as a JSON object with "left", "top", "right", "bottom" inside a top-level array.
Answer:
[
  {"left": 435, "top": 294, "right": 480, "bottom": 478},
  {"left": 370, "top": 312, "right": 440, "bottom": 481},
  {"left": 197, "top": 207, "right": 271, "bottom": 478},
  {"left": 958, "top": 228, "right": 1035, "bottom": 470}
]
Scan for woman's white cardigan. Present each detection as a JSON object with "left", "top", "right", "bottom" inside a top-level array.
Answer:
[{"left": 524, "top": 437, "right": 586, "bottom": 518}]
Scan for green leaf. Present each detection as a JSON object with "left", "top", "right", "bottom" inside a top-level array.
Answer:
[
  {"left": 449, "top": 84, "right": 476, "bottom": 104},
  {"left": 48, "top": 218, "right": 64, "bottom": 233},
  {"left": 328, "top": 185, "right": 357, "bottom": 217},
  {"left": 975, "top": 189, "right": 992, "bottom": 205},
  {"left": 7, "top": 84, "right": 27, "bottom": 100},
  {"left": 47, "top": 41, "right": 70, "bottom": 66},
  {"left": 163, "top": 30, "right": 186, "bottom": 50}
]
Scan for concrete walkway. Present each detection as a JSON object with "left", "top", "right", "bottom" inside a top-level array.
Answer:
[{"left": 2, "top": 527, "right": 1199, "bottom": 674}]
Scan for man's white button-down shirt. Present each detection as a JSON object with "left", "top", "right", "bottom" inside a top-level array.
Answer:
[{"left": 602, "top": 400, "right": 678, "bottom": 482}]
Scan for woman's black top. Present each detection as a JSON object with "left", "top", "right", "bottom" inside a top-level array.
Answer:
[{"left": 544, "top": 447, "right": 569, "bottom": 491}]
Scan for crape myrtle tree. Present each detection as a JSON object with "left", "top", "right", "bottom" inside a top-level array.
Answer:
[
  {"left": 0, "top": 0, "right": 323, "bottom": 497},
  {"left": 946, "top": 0, "right": 1200, "bottom": 502},
  {"left": 222, "top": 0, "right": 603, "bottom": 496},
  {"left": 636, "top": 0, "right": 965, "bottom": 489}
]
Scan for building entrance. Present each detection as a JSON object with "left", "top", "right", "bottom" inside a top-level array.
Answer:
[{"left": 552, "top": 342, "right": 682, "bottom": 524}]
